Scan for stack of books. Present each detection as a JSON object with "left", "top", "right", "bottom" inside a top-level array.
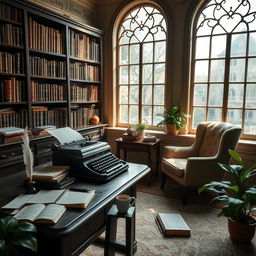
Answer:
[
  {"left": 121, "top": 133, "right": 138, "bottom": 141},
  {"left": 0, "top": 126, "right": 26, "bottom": 143},
  {"left": 33, "top": 125, "right": 56, "bottom": 136},
  {"left": 32, "top": 165, "right": 75, "bottom": 189}
]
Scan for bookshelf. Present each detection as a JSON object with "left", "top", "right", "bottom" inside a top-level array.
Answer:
[{"left": 0, "top": 0, "right": 105, "bottom": 174}]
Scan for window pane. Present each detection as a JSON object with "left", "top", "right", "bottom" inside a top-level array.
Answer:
[
  {"left": 193, "top": 84, "right": 207, "bottom": 106},
  {"left": 120, "top": 66, "right": 128, "bottom": 84},
  {"left": 130, "top": 44, "right": 139, "bottom": 64},
  {"left": 209, "top": 84, "right": 223, "bottom": 106},
  {"left": 211, "top": 35, "right": 226, "bottom": 58},
  {"left": 228, "top": 84, "right": 244, "bottom": 108},
  {"left": 142, "top": 106, "right": 152, "bottom": 125},
  {"left": 120, "top": 46, "right": 128, "bottom": 64},
  {"left": 196, "top": 37, "right": 209, "bottom": 59},
  {"left": 153, "top": 106, "right": 164, "bottom": 125},
  {"left": 120, "top": 105, "right": 128, "bottom": 123},
  {"left": 230, "top": 34, "right": 247, "bottom": 57},
  {"left": 143, "top": 43, "right": 153, "bottom": 63},
  {"left": 154, "top": 85, "right": 164, "bottom": 105},
  {"left": 246, "top": 84, "right": 256, "bottom": 108},
  {"left": 155, "top": 41, "right": 166, "bottom": 62},
  {"left": 247, "top": 58, "right": 256, "bottom": 82},
  {"left": 208, "top": 108, "right": 222, "bottom": 121},
  {"left": 194, "top": 61, "right": 209, "bottom": 82},
  {"left": 130, "top": 65, "right": 139, "bottom": 84},
  {"left": 249, "top": 32, "right": 256, "bottom": 56},
  {"left": 154, "top": 64, "right": 165, "bottom": 83},
  {"left": 193, "top": 108, "right": 206, "bottom": 128},
  {"left": 227, "top": 109, "right": 242, "bottom": 127},
  {"left": 210, "top": 60, "right": 225, "bottom": 82},
  {"left": 129, "top": 86, "right": 139, "bottom": 104},
  {"left": 119, "top": 86, "right": 128, "bottom": 104},
  {"left": 244, "top": 110, "right": 256, "bottom": 135},
  {"left": 229, "top": 59, "right": 245, "bottom": 82},
  {"left": 130, "top": 105, "right": 138, "bottom": 124},
  {"left": 142, "top": 64, "right": 153, "bottom": 84},
  {"left": 142, "top": 85, "right": 152, "bottom": 104}
]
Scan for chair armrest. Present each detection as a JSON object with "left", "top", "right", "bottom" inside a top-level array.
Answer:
[
  {"left": 184, "top": 156, "right": 224, "bottom": 187},
  {"left": 163, "top": 145, "right": 197, "bottom": 158}
]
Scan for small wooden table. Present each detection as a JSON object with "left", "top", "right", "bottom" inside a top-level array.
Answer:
[{"left": 115, "top": 138, "right": 161, "bottom": 176}]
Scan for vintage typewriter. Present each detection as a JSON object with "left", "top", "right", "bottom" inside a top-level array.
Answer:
[{"left": 51, "top": 139, "right": 129, "bottom": 182}]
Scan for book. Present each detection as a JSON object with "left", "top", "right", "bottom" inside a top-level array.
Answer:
[
  {"left": 121, "top": 133, "right": 138, "bottom": 141},
  {"left": 156, "top": 213, "right": 191, "bottom": 236},
  {"left": 32, "top": 165, "right": 70, "bottom": 181},
  {"left": 35, "top": 177, "right": 76, "bottom": 190},
  {"left": 14, "top": 203, "right": 66, "bottom": 224},
  {"left": 142, "top": 135, "right": 157, "bottom": 142},
  {"left": 0, "top": 126, "right": 24, "bottom": 137},
  {"left": 2, "top": 194, "right": 35, "bottom": 210},
  {"left": 56, "top": 189, "right": 95, "bottom": 208}
]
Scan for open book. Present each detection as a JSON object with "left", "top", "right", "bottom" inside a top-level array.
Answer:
[
  {"left": 156, "top": 213, "right": 191, "bottom": 236},
  {"left": 14, "top": 204, "right": 66, "bottom": 224},
  {"left": 56, "top": 189, "right": 95, "bottom": 208}
]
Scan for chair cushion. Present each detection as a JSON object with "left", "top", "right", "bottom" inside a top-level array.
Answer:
[
  {"left": 162, "top": 158, "right": 187, "bottom": 177},
  {"left": 198, "top": 122, "right": 234, "bottom": 157}
]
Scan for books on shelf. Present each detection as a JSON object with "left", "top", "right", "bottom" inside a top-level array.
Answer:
[
  {"left": 155, "top": 213, "right": 191, "bottom": 236},
  {"left": 14, "top": 203, "right": 66, "bottom": 224},
  {"left": 0, "top": 51, "right": 24, "bottom": 74},
  {"left": 32, "top": 165, "right": 70, "bottom": 181},
  {"left": 71, "top": 85, "right": 98, "bottom": 102},
  {"left": 2, "top": 189, "right": 95, "bottom": 209},
  {"left": 69, "top": 62, "right": 99, "bottom": 81}
]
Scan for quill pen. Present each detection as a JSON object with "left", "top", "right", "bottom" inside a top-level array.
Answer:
[{"left": 22, "top": 126, "right": 34, "bottom": 183}]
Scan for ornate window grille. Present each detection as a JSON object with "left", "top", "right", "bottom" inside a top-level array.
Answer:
[
  {"left": 117, "top": 5, "right": 167, "bottom": 127},
  {"left": 191, "top": 0, "right": 256, "bottom": 137}
]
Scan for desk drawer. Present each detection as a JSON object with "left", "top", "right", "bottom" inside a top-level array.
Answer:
[{"left": 0, "top": 145, "right": 23, "bottom": 167}]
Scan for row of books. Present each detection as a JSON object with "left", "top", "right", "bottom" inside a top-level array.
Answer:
[
  {"left": 31, "top": 81, "right": 66, "bottom": 102},
  {"left": 30, "top": 57, "right": 66, "bottom": 78},
  {"left": 0, "top": 78, "right": 24, "bottom": 102},
  {"left": 32, "top": 106, "right": 67, "bottom": 128},
  {"left": 0, "top": 108, "right": 27, "bottom": 129},
  {"left": 0, "top": 23, "right": 23, "bottom": 46},
  {"left": 28, "top": 17, "right": 65, "bottom": 54},
  {"left": 70, "top": 30, "right": 100, "bottom": 62},
  {"left": 0, "top": 3, "right": 23, "bottom": 23},
  {"left": 70, "top": 107, "right": 99, "bottom": 128},
  {"left": 0, "top": 51, "right": 24, "bottom": 74},
  {"left": 70, "top": 62, "right": 99, "bottom": 81},
  {"left": 70, "top": 85, "right": 98, "bottom": 102}
]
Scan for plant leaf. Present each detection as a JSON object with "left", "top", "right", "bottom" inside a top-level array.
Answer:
[
  {"left": 245, "top": 168, "right": 256, "bottom": 179},
  {"left": 218, "top": 197, "right": 244, "bottom": 218},
  {"left": 16, "top": 222, "right": 37, "bottom": 233},
  {"left": 229, "top": 149, "right": 244, "bottom": 166},
  {"left": 11, "top": 233, "right": 37, "bottom": 252},
  {"left": 212, "top": 195, "right": 229, "bottom": 202}
]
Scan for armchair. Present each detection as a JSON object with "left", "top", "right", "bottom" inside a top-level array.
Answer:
[{"left": 161, "top": 122, "right": 242, "bottom": 203}]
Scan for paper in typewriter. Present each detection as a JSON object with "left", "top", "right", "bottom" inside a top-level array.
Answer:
[{"left": 48, "top": 127, "right": 84, "bottom": 145}]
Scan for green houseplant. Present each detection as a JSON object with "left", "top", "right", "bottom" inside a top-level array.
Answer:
[
  {"left": 134, "top": 123, "right": 147, "bottom": 140},
  {"left": 157, "top": 106, "right": 189, "bottom": 135},
  {"left": 199, "top": 149, "right": 256, "bottom": 243},
  {"left": 0, "top": 216, "right": 37, "bottom": 256}
]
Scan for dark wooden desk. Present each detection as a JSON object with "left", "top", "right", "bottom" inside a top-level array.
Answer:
[
  {"left": 0, "top": 163, "right": 150, "bottom": 256},
  {"left": 115, "top": 138, "right": 160, "bottom": 176}
]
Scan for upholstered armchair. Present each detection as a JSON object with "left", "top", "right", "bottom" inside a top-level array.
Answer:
[{"left": 161, "top": 122, "right": 242, "bottom": 203}]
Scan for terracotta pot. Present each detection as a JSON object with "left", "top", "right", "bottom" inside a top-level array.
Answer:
[
  {"left": 89, "top": 114, "right": 100, "bottom": 125},
  {"left": 165, "top": 124, "right": 179, "bottom": 135},
  {"left": 228, "top": 217, "right": 256, "bottom": 243},
  {"left": 179, "top": 126, "right": 188, "bottom": 134}
]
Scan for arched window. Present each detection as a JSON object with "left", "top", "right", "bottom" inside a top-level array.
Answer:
[
  {"left": 191, "top": 0, "right": 256, "bottom": 137},
  {"left": 117, "top": 5, "right": 167, "bottom": 127}
]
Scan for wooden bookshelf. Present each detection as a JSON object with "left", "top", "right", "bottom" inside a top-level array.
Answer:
[{"left": 0, "top": 0, "right": 104, "bottom": 173}]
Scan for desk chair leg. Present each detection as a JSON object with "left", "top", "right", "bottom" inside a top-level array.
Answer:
[
  {"left": 104, "top": 215, "right": 117, "bottom": 256},
  {"left": 161, "top": 173, "right": 166, "bottom": 189}
]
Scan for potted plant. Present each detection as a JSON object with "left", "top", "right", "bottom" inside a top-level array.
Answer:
[
  {"left": 199, "top": 150, "right": 256, "bottom": 243},
  {"left": 0, "top": 216, "right": 37, "bottom": 256},
  {"left": 134, "top": 123, "right": 147, "bottom": 140},
  {"left": 157, "top": 106, "right": 189, "bottom": 135}
]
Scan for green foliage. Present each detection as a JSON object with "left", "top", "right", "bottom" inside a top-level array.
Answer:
[
  {"left": 0, "top": 216, "right": 37, "bottom": 256},
  {"left": 199, "top": 150, "right": 256, "bottom": 224},
  {"left": 134, "top": 123, "right": 147, "bottom": 131},
  {"left": 157, "top": 106, "right": 190, "bottom": 130}
]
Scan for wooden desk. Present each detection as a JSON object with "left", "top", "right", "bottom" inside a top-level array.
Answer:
[
  {"left": 0, "top": 163, "right": 150, "bottom": 256},
  {"left": 115, "top": 138, "right": 161, "bottom": 176}
]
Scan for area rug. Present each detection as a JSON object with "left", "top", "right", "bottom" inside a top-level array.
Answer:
[{"left": 81, "top": 192, "right": 256, "bottom": 256}]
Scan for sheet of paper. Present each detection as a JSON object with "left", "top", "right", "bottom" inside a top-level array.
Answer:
[
  {"left": 2, "top": 194, "right": 34, "bottom": 209},
  {"left": 47, "top": 127, "right": 84, "bottom": 145},
  {"left": 26, "top": 190, "right": 65, "bottom": 204}
]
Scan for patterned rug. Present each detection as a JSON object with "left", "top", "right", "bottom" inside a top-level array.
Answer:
[{"left": 81, "top": 192, "right": 256, "bottom": 256}]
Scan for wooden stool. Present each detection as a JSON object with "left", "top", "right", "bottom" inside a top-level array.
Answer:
[{"left": 104, "top": 205, "right": 136, "bottom": 256}]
